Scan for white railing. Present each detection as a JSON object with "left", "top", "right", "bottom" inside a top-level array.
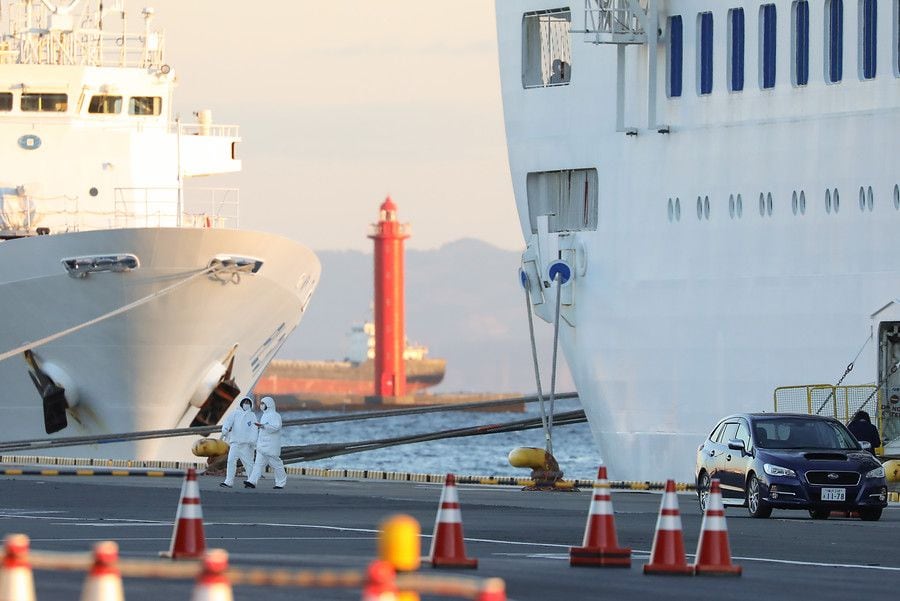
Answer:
[
  {"left": 113, "top": 187, "right": 239, "bottom": 229},
  {"left": 583, "top": 0, "right": 649, "bottom": 44},
  {"left": 176, "top": 123, "right": 241, "bottom": 138}
]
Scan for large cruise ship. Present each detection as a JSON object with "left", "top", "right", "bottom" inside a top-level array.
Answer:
[
  {"left": 496, "top": 0, "right": 900, "bottom": 481},
  {"left": 0, "top": 1, "right": 319, "bottom": 460}
]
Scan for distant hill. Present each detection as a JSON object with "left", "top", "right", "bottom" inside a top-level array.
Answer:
[{"left": 275, "top": 238, "right": 574, "bottom": 394}]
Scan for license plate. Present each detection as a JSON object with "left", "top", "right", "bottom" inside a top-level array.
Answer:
[{"left": 821, "top": 488, "right": 846, "bottom": 501}]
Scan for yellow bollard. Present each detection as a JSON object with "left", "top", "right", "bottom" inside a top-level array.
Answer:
[{"left": 378, "top": 515, "right": 421, "bottom": 601}]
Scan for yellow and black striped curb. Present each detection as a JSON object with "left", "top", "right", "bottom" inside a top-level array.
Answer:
[
  {"left": 1, "top": 454, "right": 204, "bottom": 470},
  {"left": 1, "top": 466, "right": 185, "bottom": 478}
]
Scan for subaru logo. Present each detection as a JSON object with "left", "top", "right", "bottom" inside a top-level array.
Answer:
[{"left": 827, "top": 473, "right": 839, "bottom": 480}]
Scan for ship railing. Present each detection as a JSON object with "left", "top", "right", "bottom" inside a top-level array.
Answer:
[
  {"left": 113, "top": 187, "right": 239, "bottom": 229},
  {"left": 175, "top": 122, "right": 241, "bottom": 138},
  {"left": 772, "top": 384, "right": 893, "bottom": 445},
  {"left": 0, "top": 193, "right": 81, "bottom": 237},
  {"left": 581, "top": 0, "right": 649, "bottom": 44}
]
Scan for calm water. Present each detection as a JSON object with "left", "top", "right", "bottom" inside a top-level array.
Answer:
[{"left": 281, "top": 400, "right": 601, "bottom": 480}]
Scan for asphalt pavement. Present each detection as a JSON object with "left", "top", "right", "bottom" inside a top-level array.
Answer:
[{"left": 1, "top": 474, "right": 897, "bottom": 600}]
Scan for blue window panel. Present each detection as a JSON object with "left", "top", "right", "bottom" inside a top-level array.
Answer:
[
  {"left": 828, "top": 0, "right": 844, "bottom": 82},
  {"left": 700, "top": 13, "right": 714, "bottom": 94},
  {"left": 669, "top": 16, "right": 683, "bottom": 97},
  {"left": 762, "top": 4, "right": 778, "bottom": 89},
  {"left": 730, "top": 9, "right": 745, "bottom": 91},
  {"left": 862, "top": 0, "right": 877, "bottom": 79},
  {"left": 795, "top": 1, "right": 810, "bottom": 85}
]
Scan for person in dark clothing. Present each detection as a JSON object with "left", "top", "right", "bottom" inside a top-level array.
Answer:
[{"left": 847, "top": 410, "right": 881, "bottom": 451}]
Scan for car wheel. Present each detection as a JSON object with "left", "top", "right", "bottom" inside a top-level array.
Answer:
[
  {"left": 746, "top": 474, "right": 772, "bottom": 518},
  {"left": 697, "top": 472, "right": 711, "bottom": 512},
  {"left": 808, "top": 508, "right": 830, "bottom": 520},
  {"left": 859, "top": 508, "right": 883, "bottom": 522}
]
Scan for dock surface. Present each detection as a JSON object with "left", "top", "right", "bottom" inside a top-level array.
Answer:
[{"left": 1, "top": 475, "right": 897, "bottom": 600}]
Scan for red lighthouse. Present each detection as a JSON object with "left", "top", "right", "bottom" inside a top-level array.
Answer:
[{"left": 368, "top": 196, "right": 410, "bottom": 399}]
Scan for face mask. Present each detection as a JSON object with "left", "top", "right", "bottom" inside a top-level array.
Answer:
[{"left": 240, "top": 402, "right": 251, "bottom": 410}]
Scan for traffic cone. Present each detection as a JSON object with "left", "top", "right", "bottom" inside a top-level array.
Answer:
[
  {"left": 474, "top": 578, "right": 506, "bottom": 601},
  {"left": 428, "top": 474, "right": 478, "bottom": 568},
  {"left": 569, "top": 466, "right": 631, "bottom": 567},
  {"left": 191, "top": 550, "right": 233, "bottom": 601},
  {"left": 643, "top": 479, "right": 693, "bottom": 575},
  {"left": 162, "top": 467, "right": 206, "bottom": 559},
  {"left": 80, "top": 541, "right": 124, "bottom": 601},
  {"left": 361, "top": 560, "right": 397, "bottom": 601},
  {"left": 0, "top": 534, "right": 35, "bottom": 601},
  {"left": 693, "top": 479, "right": 741, "bottom": 576}
]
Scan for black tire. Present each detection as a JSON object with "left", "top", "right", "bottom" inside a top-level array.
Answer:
[
  {"left": 859, "top": 508, "right": 883, "bottom": 522},
  {"left": 746, "top": 474, "right": 772, "bottom": 518},
  {"left": 809, "top": 508, "right": 830, "bottom": 520},
  {"left": 697, "top": 471, "right": 711, "bottom": 512}
]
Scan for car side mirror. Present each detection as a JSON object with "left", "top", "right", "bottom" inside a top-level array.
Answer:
[
  {"left": 727, "top": 438, "right": 746, "bottom": 454},
  {"left": 859, "top": 441, "right": 872, "bottom": 451}
]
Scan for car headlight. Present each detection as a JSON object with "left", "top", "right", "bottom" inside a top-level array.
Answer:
[
  {"left": 866, "top": 466, "right": 885, "bottom": 479},
  {"left": 764, "top": 463, "right": 796, "bottom": 477}
]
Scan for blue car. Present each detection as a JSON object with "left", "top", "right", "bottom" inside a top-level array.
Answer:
[{"left": 695, "top": 413, "right": 888, "bottom": 520}]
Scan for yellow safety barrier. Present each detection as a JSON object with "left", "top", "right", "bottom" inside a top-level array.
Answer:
[{"left": 773, "top": 384, "right": 882, "bottom": 434}]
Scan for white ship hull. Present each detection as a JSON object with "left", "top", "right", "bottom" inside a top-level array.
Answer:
[
  {"left": 0, "top": 227, "right": 319, "bottom": 460},
  {"left": 497, "top": 1, "right": 900, "bottom": 482}
]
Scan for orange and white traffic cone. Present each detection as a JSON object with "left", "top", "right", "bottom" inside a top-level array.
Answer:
[
  {"left": 428, "top": 474, "right": 478, "bottom": 568},
  {"left": 361, "top": 560, "right": 397, "bottom": 601},
  {"left": 693, "top": 479, "right": 741, "bottom": 576},
  {"left": 474, "top": 578, "right": 506, "bottom": 601},
  {"left": 643, "top": 479, "right": 693, "bottom": 575},
  {"left": 80, "top": 541, "right": 124, "bottom": 601},
  {"left": 162, "top": 467, "right": 206, "bottom": 559},
  {"left": 569, "top": 466, "right": 631, "bottom": 567},
  {"left": 0, "top": 534, "right": 35, "bottom": 601},
  {"left": 191, "top": 550, "right": 233, "bottom": 601}
]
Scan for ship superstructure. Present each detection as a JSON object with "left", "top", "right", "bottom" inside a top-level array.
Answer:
[
  {"left": 496, "top": 1, "right": 899, "bottom": 481},
  {"left": 0, "top": 0, "right": 319, "bottom": 459}
]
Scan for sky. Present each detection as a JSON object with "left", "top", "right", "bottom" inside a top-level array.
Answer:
[{"left": 149, "top": 0, "right": 524, "bottom": 252}]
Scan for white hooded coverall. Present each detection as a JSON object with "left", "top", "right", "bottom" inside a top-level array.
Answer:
[
  {"left": 248, "top": 396, "right": 287, "bottom": 488},
  {"left": 221, "top": 397, "right": 258, "bottom": 486}
]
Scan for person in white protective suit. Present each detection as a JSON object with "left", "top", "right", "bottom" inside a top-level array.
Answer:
[
  {"left": 219, "top": 396, "right": 258, "bottom": 488},
  {"left": 244, "top": 396, "right": 287, "bottom": 489}
]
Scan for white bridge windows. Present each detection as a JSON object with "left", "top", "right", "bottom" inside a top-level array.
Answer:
[
  {"left": 526, "top": 168, "right": 598, "bottom": 232},
  {"left": 129, "top": 96, "right": 161, "bottom": 116},
  {"left": 522, "top": 8, "right": 572, "bottom": 89},
  {"left": 0, "top": 93, "right": 11, "bottom": 111},
  {"left": 21, "top": 93, "right": 67, "bottom": 112},
  {"left": 88, "top": 95, "right": 123, "bottom": 114}
]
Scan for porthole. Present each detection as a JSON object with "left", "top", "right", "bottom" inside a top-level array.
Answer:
[
  {"left": 766, "top": 192, "right": 773, "bottom": 216},
  {"left": 859, "top": 187, "right": 866, "bottom": 211},
  {"left": 704, "top": 195, "right": 710, "bottom": 220},
  {"left": 833, "top": 189, "right": 840, "bottom": 213},
  {"left": 668, "top": 198, "right": 674, "bottom": 222},
  {"left": 675, "top": 197, "right": 681, "bottom": 221},
  {"left": 826, "top": 189, "right": 832, "bottom": 214},
  {"left": 799, "top": 191, "right": 806, "bottom": 215},
  {"left": 697, "top": 196, "right": 703, "bottom": 221},
  {"left": 759, "top": 193, "right": 766, "bottom": 217},
  {"left": 792, "top": 191, "right": 798, "bottom": 215},
  {"left": 736, "top": 194, "right": 743, "bottom": 217},
  {"left": 867, "top": 186, "right": 874, "bottom": 212},
  {"left": 729, "top": 194, "right": 735, "bottom": 219},
  {"left": 894, "top": 185, "right": 899, "bottom": 210}
]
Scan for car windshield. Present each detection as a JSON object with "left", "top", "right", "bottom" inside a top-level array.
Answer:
[{"left": 753, "top": 418, "right": 860, "bottom": 450}]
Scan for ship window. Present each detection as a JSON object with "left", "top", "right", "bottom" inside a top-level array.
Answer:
[
  {"left": 21, "top": 93, "right": 67, "bottom": 112},
  {"left": 859, "top": 186, "right": 867, "bottom": 211},
  {"left": 522, "top": 9, "right": 572, "bottom": 89},
  {"left": 526, "top": 168, "right": 598, "bottom": 233},
  {"left": 698, "top": 12, "right": 714, "bottom": 95},
  {"left": 729, "top": 194, "right": 735, "bottom": 218},
  {"left": 826, "top": 189, "right": 833, "bottom": 213},
  {"left": 867, "top": 186, "right": 874, "bottom": 211},
  {"left": 896, "top": 0, "right": 900, "bottom": 75},
  {"left": 760, "top": 4, "right": 778, "bottom": 89},
  {"left": 827, "top": 0, "right": 844, "bottom": 83},
  {"left": 697, "top": 196, "right": 703, "bottom": 220},
  {"left": 668, "top": 198, "right": 674, "bottom": 222},
  {"left": 792, "top": 191, "right": 799, "bottom": 215},
  {"left": 129, "top": 96, "right": 161, "bottom": 116},
  {"left": 736, "top": 193, "right": 743, "bottom": 217},
  {"left": 793, "top": 1, "right": 810, "bottom": 86},
  {"left": 729, "top": 8, "right": 745, "bottom": 91},
  {"left": 834, "top": 188, "right": 841, "bottom": 212},
  {"left": 0, "top": 92, "right": 11, "bottom": 111},
  {"left": 704, "top": 196, "right": 710, "bottom": 219},
  {"left": 800, "top": 190, "right": 807, "bottom": 214},
  {"left": 88, "top": 95, "right": 122, "bottom": 114},
  {"left": 860, "top": 0, "right": 878, "bottom": 79},
  {"left": 767, "top": 192, "right": 774, "bottom": 216},
  {"left": 759, "top": 193, "right": 766, "bottom": 216},
  {"left": 894, "top": 184, "right": 900, "bottom": 209},
  {"left": 668, "top": 15, "right": 684, "bottom": 97},
  {"left": 675, "top": 197, "right": 682, "bottom": 220}
]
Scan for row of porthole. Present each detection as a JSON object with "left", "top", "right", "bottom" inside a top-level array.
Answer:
[{"left": 667, "top": 184, "right": 900, "bottom": 222}]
